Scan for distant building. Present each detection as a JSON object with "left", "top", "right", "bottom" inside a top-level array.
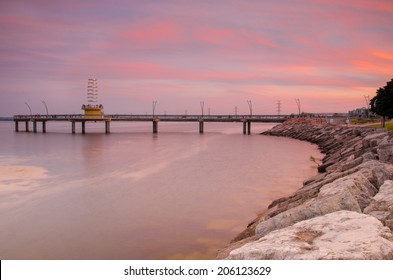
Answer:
[{"left": 348, "top": 107, "right": 375, "bottom": 118}]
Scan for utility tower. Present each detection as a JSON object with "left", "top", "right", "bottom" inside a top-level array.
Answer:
[
  {"left": 364, "top": 95, "right": 370, "bottom": 109},
  {"left": 277, "top": 100, "right": 281, "bottom": 115}
]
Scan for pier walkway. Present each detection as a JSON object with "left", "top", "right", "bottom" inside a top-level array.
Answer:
[{"left": 13, "top": 114, "right": 287, "bottom": 134}]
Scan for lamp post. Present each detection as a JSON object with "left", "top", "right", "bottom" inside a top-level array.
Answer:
[
  {"left": 247, "top": 100, "right": 252, "bottom": 117},
  {"left": 152, "top": 100, "right": 157, "bottom": 118},
  {"left": 295, "top": 99, "right": 301, "bottom": 116},
  {"left": 200, "top": 101, "right": 204, "bottom": 118},
  {"left": 24, "top": 102, "right": 32, "bottom": 116},
  {"left": 41, "top": 100, "right": 48, "bottom": 115}
]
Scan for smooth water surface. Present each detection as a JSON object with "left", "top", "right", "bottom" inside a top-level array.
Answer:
[{"left": 0, "top": 121, "right": 322, "bottom": 259}]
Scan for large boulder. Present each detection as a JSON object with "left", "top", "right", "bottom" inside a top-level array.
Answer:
[
  {"left": 318, "top": 173, "right": 377, "bottom": 210},
  {"left": 348, "top": 160, "right": 393, "bottom": 188},
  {"left": 364, "top": 180, "right": 393, "bottom": 231},
  {"left": 363, "top": 132, "right": 388, "bottom": 148},
  {"left": 227, "top": 211, "right": 393, "bottom": 260},
  {"left": 378, "top": 141, "right": 393, "bottom": 164},
  {"left": 255, "top": 192, "right": 360, "bottom": 238}
]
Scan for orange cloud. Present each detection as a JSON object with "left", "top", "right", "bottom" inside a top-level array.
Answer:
[{"left": 371, "top": 50, "right": 393, "bottom": 61}]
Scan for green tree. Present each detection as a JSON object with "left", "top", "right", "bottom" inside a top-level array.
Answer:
[{"left": 370, "top": 78, "right": 393, "bottom": 128}]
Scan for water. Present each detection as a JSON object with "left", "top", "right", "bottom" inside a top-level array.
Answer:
[{"left": 0, "top": 121, "right": 322, "bottom": 259}]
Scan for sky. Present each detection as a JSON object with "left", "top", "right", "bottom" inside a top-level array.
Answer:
[{"left": 0, "top": 0, "right": 392, "bottom": 116}]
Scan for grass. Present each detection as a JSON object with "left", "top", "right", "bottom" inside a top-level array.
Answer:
[
  {"left": 351, "top": 118, "right": 380, "bottom": 125},
  {"left": 371, "top": 123, "right": 393, "bottom": 130}
]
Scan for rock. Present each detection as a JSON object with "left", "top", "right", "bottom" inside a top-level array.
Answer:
[
  {"left": 227, "top": 211, "right": 393, "bottom": 260},
  {"left": 224, "top": 120, "right": 393, "bottom": 260},
  {"left": 363, "top": 132, "right": 388, "bottom": 148},
  {"left": 350, "top": 160, "right": 393, "bottom": 189},
  {"left": 318, "top": 173, "right": 377, "bottom": 210},
  {"left": 378, "top": 142, "right": 393, "bottom": 164},
  {"left": 340, "top": 156, "right": 363, "bottom": 172},
  {"left": 255, "top": 192, "right": 361, "bottom": 238},
  {"left": 364, "top": 180, "right": 393, "bottom": 230},
  {"left": 362, "top": 152, "right": 377, "bottom": 161}
]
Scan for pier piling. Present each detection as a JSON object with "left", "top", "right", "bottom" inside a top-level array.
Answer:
[
  {"left": 81, "top": 121, "right": 86, "bottom": 134},
  {"left": 105, "top": 120, "right": 110, "bottom": 134},
  {"left": 199, "top": 121, "right": 204, "bottom": 134},
  {"left": 153, "top": 120, "right": 158, "bottom": 134}
]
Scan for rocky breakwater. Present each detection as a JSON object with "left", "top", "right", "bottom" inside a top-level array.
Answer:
[{"left": 217, "top": 118, "right": 393, "bottom": 260}]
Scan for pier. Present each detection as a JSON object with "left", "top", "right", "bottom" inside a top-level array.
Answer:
[{"left": 13, "top": 114, "right": 287, "bottom": 134}]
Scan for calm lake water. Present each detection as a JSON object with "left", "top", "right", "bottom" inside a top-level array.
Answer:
[{"left": 0, "top": 121, "right": 322, "bottom": 259}]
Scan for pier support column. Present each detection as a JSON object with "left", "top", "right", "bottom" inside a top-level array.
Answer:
[
  {"left": 15, "top": 121, "right": 19, "bottom": 132},
  {"left": 42, "top": 121, "right": 46, "bottom": 133},
  {"left": 153, "top": 120, "right": 158, "bottom": 134},
  {"left": 71, "top": 121, "right": 76, "bottom": 134},
  {"left": 25, "top": 121, "right": 29, "bottom": 132},
  {"left": 33, "top": 121, "right": 37, "bottom": 133},
  {"left": 81, "top": 121, "right": 86, "bottom": 134},
  {"left": 199, "top": 121, "right": 204, "bottom": 134},
  {"left": 243, "top": 121, "right": 247, "bottom": 135},
  {"left": 247, "top": 121, "right": 251, "bottom": 135},
  {"left": 105, "top": 121, "right": 110, "bottom": 134}
]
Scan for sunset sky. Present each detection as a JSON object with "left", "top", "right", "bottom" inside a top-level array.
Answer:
[{"left": 1, "top": 0, "right": 392, "bottom": 116}]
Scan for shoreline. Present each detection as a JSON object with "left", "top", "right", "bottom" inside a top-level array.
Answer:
[{"left": 217, "top": 118, "right": 393, "bottom": 260}]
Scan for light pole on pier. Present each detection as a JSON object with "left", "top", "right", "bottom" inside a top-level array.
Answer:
[
  {"left": 41, "top": 100, "right": 48, "bottom": 115},
  {"left": 152, "top": 100, "right": 157, "bottom": 118},
  {"left": 295, "top": 99, "right": 301, "bottom": 117},
  {"left": 200, "top": 101, "right": 204, "bottom": 118},
  {"left": 24, "top": 102, "right": 32, "bottom": 116},
  {"left": 247, "top": 100, "right": 252, "bottom": 117}
]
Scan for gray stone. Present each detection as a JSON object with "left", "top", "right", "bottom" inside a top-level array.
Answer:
[
  {"left": 364, "top": 180, "right": 393, "bottom": 230},
  {"left": 350, "top": 160, "right": 393, "bottom": 188},
  {"left": 256, "top": 192, "right": 360, "bottom": 238},
  {"left": 378, "top": 142, "right": 393, "bottom": 164},
  {"left": 363, "top": 132, "right": 388, "bottom": 148},
  {"left": 227, "top": 211, "right": 393, "bottom": 260},
  {"left": 318, "top": 173, "right": 377, "bottom": 210},
  {"left": 340, "top": 156, "right": 363, "bottom": 172}
]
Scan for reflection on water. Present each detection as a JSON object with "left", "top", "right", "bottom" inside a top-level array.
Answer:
[{"left": 0, "top": 122, "right": 322, "bottom": 259}]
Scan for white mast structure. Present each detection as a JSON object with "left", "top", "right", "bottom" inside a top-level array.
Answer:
[{"left": 82, "top": 78, "right": 104, "bottom": 117}]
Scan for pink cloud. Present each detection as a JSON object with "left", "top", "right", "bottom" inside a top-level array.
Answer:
[
  {"left": 196, "top": 28, "right": 242, "bottom": 49},
  {"left": 116, "top": 19, "right": 186, "bottom": 48}
]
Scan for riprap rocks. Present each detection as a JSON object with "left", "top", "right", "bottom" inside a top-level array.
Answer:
[{"left": 218, "top": 119, "right": 393, "bottom": 260}]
